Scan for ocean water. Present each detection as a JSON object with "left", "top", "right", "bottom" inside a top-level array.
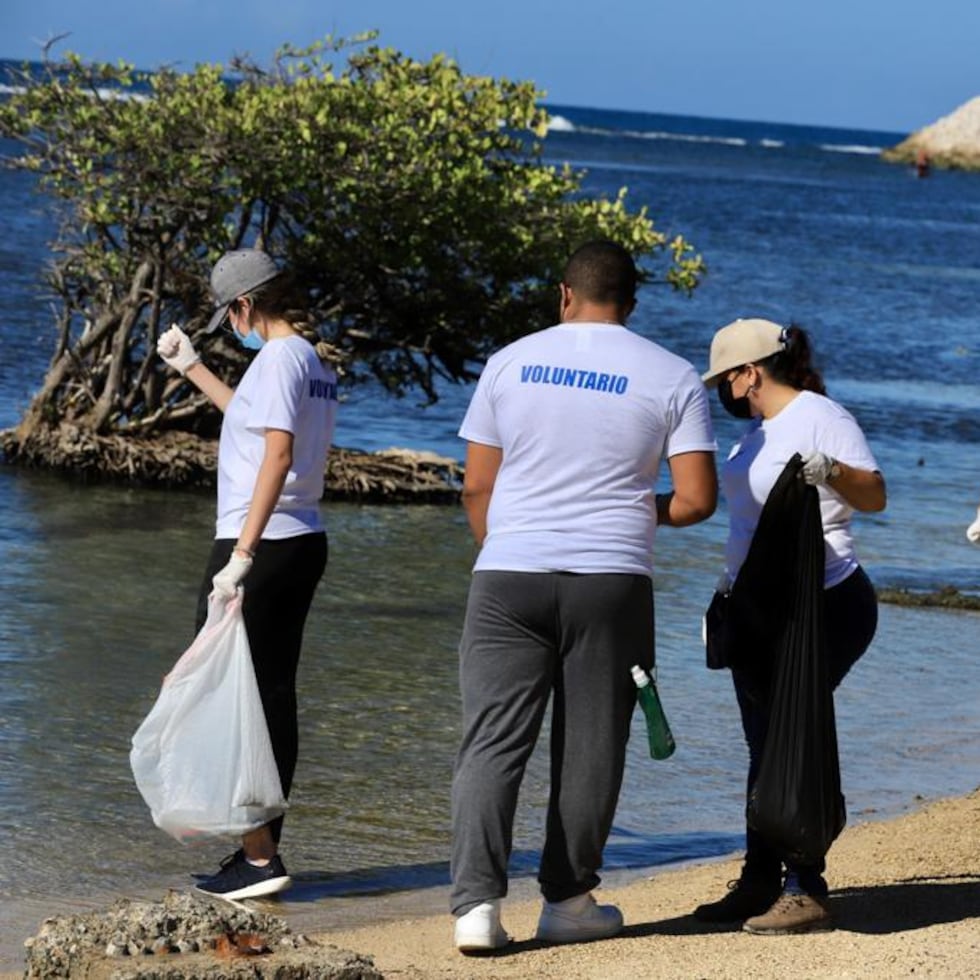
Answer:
[{"left": 1, "top": 81, "right": 980, "bottom": 969}]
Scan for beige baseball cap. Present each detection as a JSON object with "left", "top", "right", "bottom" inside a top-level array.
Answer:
[{"left": 702, "top": 318, "right": 787, "bottom": 388}]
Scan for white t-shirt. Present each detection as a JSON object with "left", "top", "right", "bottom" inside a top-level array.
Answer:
[
  {"left": 459, "top": 323, "right": 716, "bottom": 576},
  {"left": 216, "top": 334, "right": 338, "bottom": 540},
  {"left": 722, "top": 389, "right": 879, "bottom": 588}
]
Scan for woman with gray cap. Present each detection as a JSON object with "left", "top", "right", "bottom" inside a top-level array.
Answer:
[
  {"left": 694, "top": 318, "right": 886, "bottom": 935},
  {"left": 157, "top": 249, "right": 339, "bottom": 900}
]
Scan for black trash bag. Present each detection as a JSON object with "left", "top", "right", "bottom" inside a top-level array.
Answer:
[
  {"left": 703, "top": 475, "right": 800, "bottom": 673},
  {"left": 745, "top": 455, "right": 846, "bottom": 864},
  {"left": 724, "top": 455, "right": 808, "bottom": 670}
]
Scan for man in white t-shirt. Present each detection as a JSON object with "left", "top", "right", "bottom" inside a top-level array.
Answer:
[{"left": 450, "top": 241, "right": 718, "bottom": 952}]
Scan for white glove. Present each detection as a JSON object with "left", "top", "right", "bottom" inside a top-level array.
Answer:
[
  {"left": 801, "top": 451, "right": 836, "bottom": 486},
  {"left": 157, "top": 324, "right": 200, "bottom": 375},
  {"left": 211, "top": 552, "right": 253, "bottom": 599},
  {"left": 967, "top": 507, "right": 980, "bottom": 544}
]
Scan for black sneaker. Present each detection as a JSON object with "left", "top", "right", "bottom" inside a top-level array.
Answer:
[
  {"left": 693, "top": 877, "right": 781, "bottom": 923},
  {"left": 192, "top": 849, "right": 244, "bottom": 881},
  {"left": 196, "top": 854, "right": 292, "bottom": 901}
]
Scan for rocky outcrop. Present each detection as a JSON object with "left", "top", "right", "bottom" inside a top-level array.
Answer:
[
  {"left": 22, "top": 891, "right": 383, "bottom": 979},
  {"left": 882, "top": 95, "right": 980, "bottom": 171}
]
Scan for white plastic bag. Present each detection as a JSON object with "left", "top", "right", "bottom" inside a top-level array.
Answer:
[{"left": 130, "top": 592, "right": 287, "bottom": 843}]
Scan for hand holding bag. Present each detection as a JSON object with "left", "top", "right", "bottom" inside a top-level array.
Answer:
[{"left": 130, "top": 592, "right": 287, "bottom": 843}]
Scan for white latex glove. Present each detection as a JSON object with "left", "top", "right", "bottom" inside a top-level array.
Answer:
[
  {"left": 211, "top": 552, "right": 253, "bottom": 599},
  {"left": 801, "top": 450, "right": 836, "bottom": 486},
  {"left": 967, "top": 507, "right": 980, "bottom": 544},
  {"left": 157, "top": 324, "right": 200, "bottom": 375}
]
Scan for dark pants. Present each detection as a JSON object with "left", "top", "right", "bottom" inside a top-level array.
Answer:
[
  {"left": 732, "top": 566, "right": 877, "bottom": 897},
  {"left": 196, "top": 532, "right": 327, "bottom": 844},
  {"left": 450, "top": 571, "right": 654, "bottom": 915}
]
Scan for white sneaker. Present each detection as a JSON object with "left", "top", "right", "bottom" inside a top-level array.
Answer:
[
  {"left": 535, "top": 892, "right": 624, "bottom": 944},
  {"left": 454, "top": 900, "right": 511, "bottom": 953}
]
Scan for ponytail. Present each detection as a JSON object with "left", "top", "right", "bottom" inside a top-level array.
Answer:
[
  {"left": 291, "top": 319, "right": 346, "bottom": 371},
  {"left": 760, "top": 324, "right": 826, "bottom": 395},
  {"left": 245, "top": 274, "right": 344, "bottom": 370}
]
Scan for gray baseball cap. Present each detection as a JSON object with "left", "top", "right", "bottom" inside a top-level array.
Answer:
[{"left": 204, "top": 249, "right": 282, "bottom": 333}]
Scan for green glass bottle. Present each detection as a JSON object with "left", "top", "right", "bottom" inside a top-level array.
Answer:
[{"left": 631, "top": 664, "right": 676, "bottom": 760}]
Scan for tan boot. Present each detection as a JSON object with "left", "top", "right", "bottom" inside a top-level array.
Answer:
[{"left": 742, "top": 892, "right": 833, "bottom": 935}]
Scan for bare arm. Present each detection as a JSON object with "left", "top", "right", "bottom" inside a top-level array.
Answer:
[
  {"left": 183, "top": 361, "right": 235, "bottom": 413},
  {"left": 461, "top": 441, "right": 503, "bottom": 545},
  {"left": 829, "top": 462, "right": 887, "bottom": 513},
  {"left": 235, "top": 428, "right": 294, "bottom": 553},
  {"left": 656, "top": 450, "right": 718, "bottom": 527}
]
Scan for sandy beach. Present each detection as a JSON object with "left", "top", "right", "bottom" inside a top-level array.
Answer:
[{"left": 311, "top": 788, "right": 980, "bottom": 979}]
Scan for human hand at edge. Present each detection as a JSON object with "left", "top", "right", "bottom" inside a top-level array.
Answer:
[
  {"left": 801, "top": 450, "right": 836, "bottom": 486},
  {"left": 967, "top": 507, "right": 980, "bottom": 544},
  {"left": 157, "top": 324, "right": 200, "bottom": 375},
  {"left": 211, "top": 552, "right": 253, "bottom": 599}
]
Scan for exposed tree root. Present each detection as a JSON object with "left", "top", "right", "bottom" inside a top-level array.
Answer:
[{"left": 0, "top": 424, "right": 462, "bottom": 504}]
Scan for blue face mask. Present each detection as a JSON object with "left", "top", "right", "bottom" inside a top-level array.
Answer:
[{"left": 236, "top": 328, "right": 265, "bottom": 351}]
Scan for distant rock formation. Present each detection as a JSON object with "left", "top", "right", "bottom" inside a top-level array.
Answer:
[{"left": 882, "top": 95, "right": 980, "bottom": 171}]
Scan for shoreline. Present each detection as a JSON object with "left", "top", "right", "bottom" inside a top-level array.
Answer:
[
  {"left": 311, "top": 788, "right": 980, "bottom": 979},
  {"left": 6, "top": 789, "right": 976, "bottom": 978}
]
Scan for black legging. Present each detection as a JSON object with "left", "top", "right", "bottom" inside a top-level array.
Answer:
[
  {"left": 196, "top": 532, "right": 327, "bottom": 843},
  {"left": 731, "top": 565, "right": 878, "bottom": 895}
]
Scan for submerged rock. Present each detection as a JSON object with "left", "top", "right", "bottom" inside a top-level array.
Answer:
[
  {"left": 23, "top": 891, "right": 383, "bottom": 979},
  {"left": 877, "top": 585, "right": 980, "bottom": 611},
  {"left": 882, "top": 95, "right": 980, "bottom": 171}
]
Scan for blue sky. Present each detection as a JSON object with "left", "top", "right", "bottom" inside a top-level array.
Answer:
[{"left": 2, "top": 0, "right": 978, "bottom": 133}]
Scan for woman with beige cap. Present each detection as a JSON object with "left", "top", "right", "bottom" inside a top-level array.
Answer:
[
  {"left": 156, "top": 249, "right": 339, "bottom": 901},
  {"left": 695, "top": 318, "right": 886, "bottom": 936}
]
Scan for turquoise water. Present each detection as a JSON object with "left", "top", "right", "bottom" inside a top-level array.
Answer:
[{"left": 2, "top": 97, "right": 980, "bottom": 968}]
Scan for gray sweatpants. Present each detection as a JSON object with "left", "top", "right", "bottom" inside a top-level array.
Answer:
[{"left": 450, "top": 570, "right": 654, "bottom": 914}]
